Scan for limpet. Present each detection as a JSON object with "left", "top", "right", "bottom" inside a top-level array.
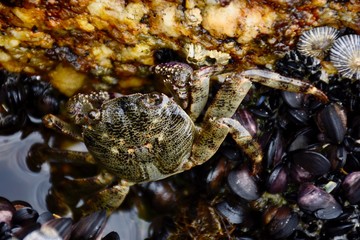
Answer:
[
  {"left": 330, "top": 34, "right": 360, "bottom": 80},
  {"left": 297, "top": 26, "right": 340, "bottom": 59}
]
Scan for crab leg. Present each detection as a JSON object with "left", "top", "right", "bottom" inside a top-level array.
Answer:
[
  {"left": 204, "top": 73, "right": 252, "bottom": 120},
  {"left": 28, "top": 144, "right": 122, "bottom": 200},
  {"left": 28, "top": 143, "right": 130, "bottom": 216},
  {"left": 28, "top": 143, "right": 96, "bottom": 165},
  {"left": 188, "top": 119, "right": 229, "bottom": 169},
  {"left": 183, "top": 72, "right": 262, "bottom": 174},
  {"left": 220, "top": 118, "right": 262, "bottom": 174},
  {"left": 78, "top": 181, "right": 131, "bottom": 216},
  {"left": 188, "top": 117, "right": 262, "bottom": 174},
  {"left": 187, "top": 66, "right": 213, "bottom": 120},
  {"left": 241, "top": 69, "right": 329, "bottom": 103},
  {"left": 43, "top": 114, "right": 83, "bottom": 141},
  {"left": 153, "top": 62, "right": 193, "bottom": 110},
  {"left": 55, "top": 171, "right": 114, "bottom": 191},
  {"left": 154, "top": 62, "right": 222, "bottom": 121}
]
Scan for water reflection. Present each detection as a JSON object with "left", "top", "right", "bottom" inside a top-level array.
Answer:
[
  {"left": 0, "top": 131, "right": 49, "bottom": 212},
  {"left": 0, "top": 131, "right": 149, "bottom": 239}
]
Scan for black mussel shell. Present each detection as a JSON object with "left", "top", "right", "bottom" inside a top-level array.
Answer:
[
  {"left": 249, "top": 100, "right": 273, "bottom": 119},
  {"left": 0, "top": 197, "right": 15, "bottom": 225},
  {"left": 324, "top": 144, "right": 347, "bottom": 170},
  {"left": 227, "top": 167, "right": 261, "bottom": 201},
  {"left": 327, "top": 78, "right": 350, "bottom": 103},
  {"left": 0, "top": 112, "right": 27, "bottom": 135},
  {"left": 282, "top": 91, "right": 305, "bottom": 109},
  {"left": 316, "top": 103, "right": 347, "bottom": 144},
  {"left": 0, "top": 221, "right": 11, "bottom": 239},
  {"left": 287, "top": 108, "right": 310, "bottom": 125},
  {"left": 344, "top": 153, "right": 360, "bottom": 173},
  {"left": 0, "top": 71, "right": 63, "bottom": 135},
  {"left": 287, "top": 127, "right": 319, "bottom": 152},
  {"left": 297, "top": 183, "right": 342, "bottom": 219},
  {"left": 321, "top": 221, "right": 354, "bottom": 238},
  {"left": 320, "top": 206, "right": 358, "bottom": 238},
  {"left": 0, "top": 196, "right": 119, "bottom": 239},
  {"left": 102, "top": 231, "right": 120, "bottom": 240},
  {"left": 233, "top": 109, "right": 257, "bottom": 137},
  {"left": 263, "top": 129, "right": 284, "bottom": 168},
  {"left": 25, "top": 80, "right": 61, "bottom": 118},
  {"left": 12, "top": 207, "right": 39, "bottom": 226},
  {"left": 215, "top": 199, "right": 248, "bottom": 224},
  {"left": 12, "top": 223, "right": 40, "bottom": 239},
  {"left": 12, "top": 200, "right": 32, "bottom": 209},
  {"left": 148, "top": 216, "right": 175, "bottom": 240},
  {"left": 342, "top": 171, "right": 360, "bottom": 204},
  {"left": 44, "top": 217, "right": 72, "bottom": 240},
  {"left": 71, "top": 210, "right": 107, "bottom": 240},
  {"left": 275, "top": 50, "right": 321, "bottom": 79},
  {"left": 343, "top": 136, "right": 360, "bottom": 153},
  {"left": 205, "top": 157, "right": 228, "bottom": 195},
  {"left": 267, "top": 163, "right": 289, "bottom": 194},
  {"left": 220, "top": 145, "right": 244, "bottom": 162},
  {"left": 0, "top": 81, "right": 26, "bottom": 113},
  {"left": 142, "top": 181, "right": 178, "bottom": 212},
  {"left": 290, "top": 165, "right": 312, "bottom": 184},
  {"left": 289, "top": 149, "right": 331, "bottom": 182},
  {"left": 263, "top": 206, "right": 299, "bottom": 239}
]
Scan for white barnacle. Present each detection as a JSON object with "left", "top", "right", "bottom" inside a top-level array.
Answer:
[
  {"left": 297, "top": 26, "right": 340, "bottom": 59},
  {"left": 330, "top": 34, "right": 360, "bottom": 81},
  {"left": 184, "top": 43, "right": 231, "bottom": 66}
]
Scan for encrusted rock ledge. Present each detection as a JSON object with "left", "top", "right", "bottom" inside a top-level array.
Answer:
[{"left": 0, "top": 0, "right": 359, "bottom": 94}]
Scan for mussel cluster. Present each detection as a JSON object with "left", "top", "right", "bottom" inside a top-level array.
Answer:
[
  {"left": 0, "top": 196, "right": 119, "bottom": 240},
  {"left": 0, "top": 70, "right": 62, "bottom": 135}
]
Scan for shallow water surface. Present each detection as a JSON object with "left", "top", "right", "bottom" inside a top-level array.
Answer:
[{"left": 0, "top": 130, "right": 149, "bottom": 239}]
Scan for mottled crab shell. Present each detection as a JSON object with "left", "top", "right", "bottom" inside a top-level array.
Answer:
[
  {"left": 330, "top": 34, "right": 360, "bottom": 80},
  {"left": 82, "top": 93, "right": 195, "bottom": 183},
  {"left": 297, "top": 26, "right": 340, "bottom": 59}
]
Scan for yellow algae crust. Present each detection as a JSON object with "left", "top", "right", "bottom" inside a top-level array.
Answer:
[{"left": 0, "top": 0, "right": 359, "bottom": 89}]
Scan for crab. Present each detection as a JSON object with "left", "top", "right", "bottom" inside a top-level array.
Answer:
[{"left": 29, "top": 62, "right": 328, "bottom": 216}]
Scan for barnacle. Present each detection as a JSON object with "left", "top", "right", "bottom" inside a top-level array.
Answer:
[
  {"left": 330, "top": 34, "right": 360, "bottom": 81},
  {"left": 184, "top": 43, "right": 231, "bottom": 66},
  {"left": 297, "top": 26, "right": 340, "bottom": 59}
]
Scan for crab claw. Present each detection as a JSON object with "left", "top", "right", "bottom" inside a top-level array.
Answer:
[{"left": 241, "top": 69, "right": 329, "bottom": 103}]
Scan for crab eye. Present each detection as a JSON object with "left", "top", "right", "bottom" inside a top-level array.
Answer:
[
  {"left": 67, "top": 101, "right": 83, "bottom": 117},
  {"left": 144, "top": 93, "right": 163, "bottom": 106},
  {"left": 88, "top": 110, "right": 100, "bottom": 121}
]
